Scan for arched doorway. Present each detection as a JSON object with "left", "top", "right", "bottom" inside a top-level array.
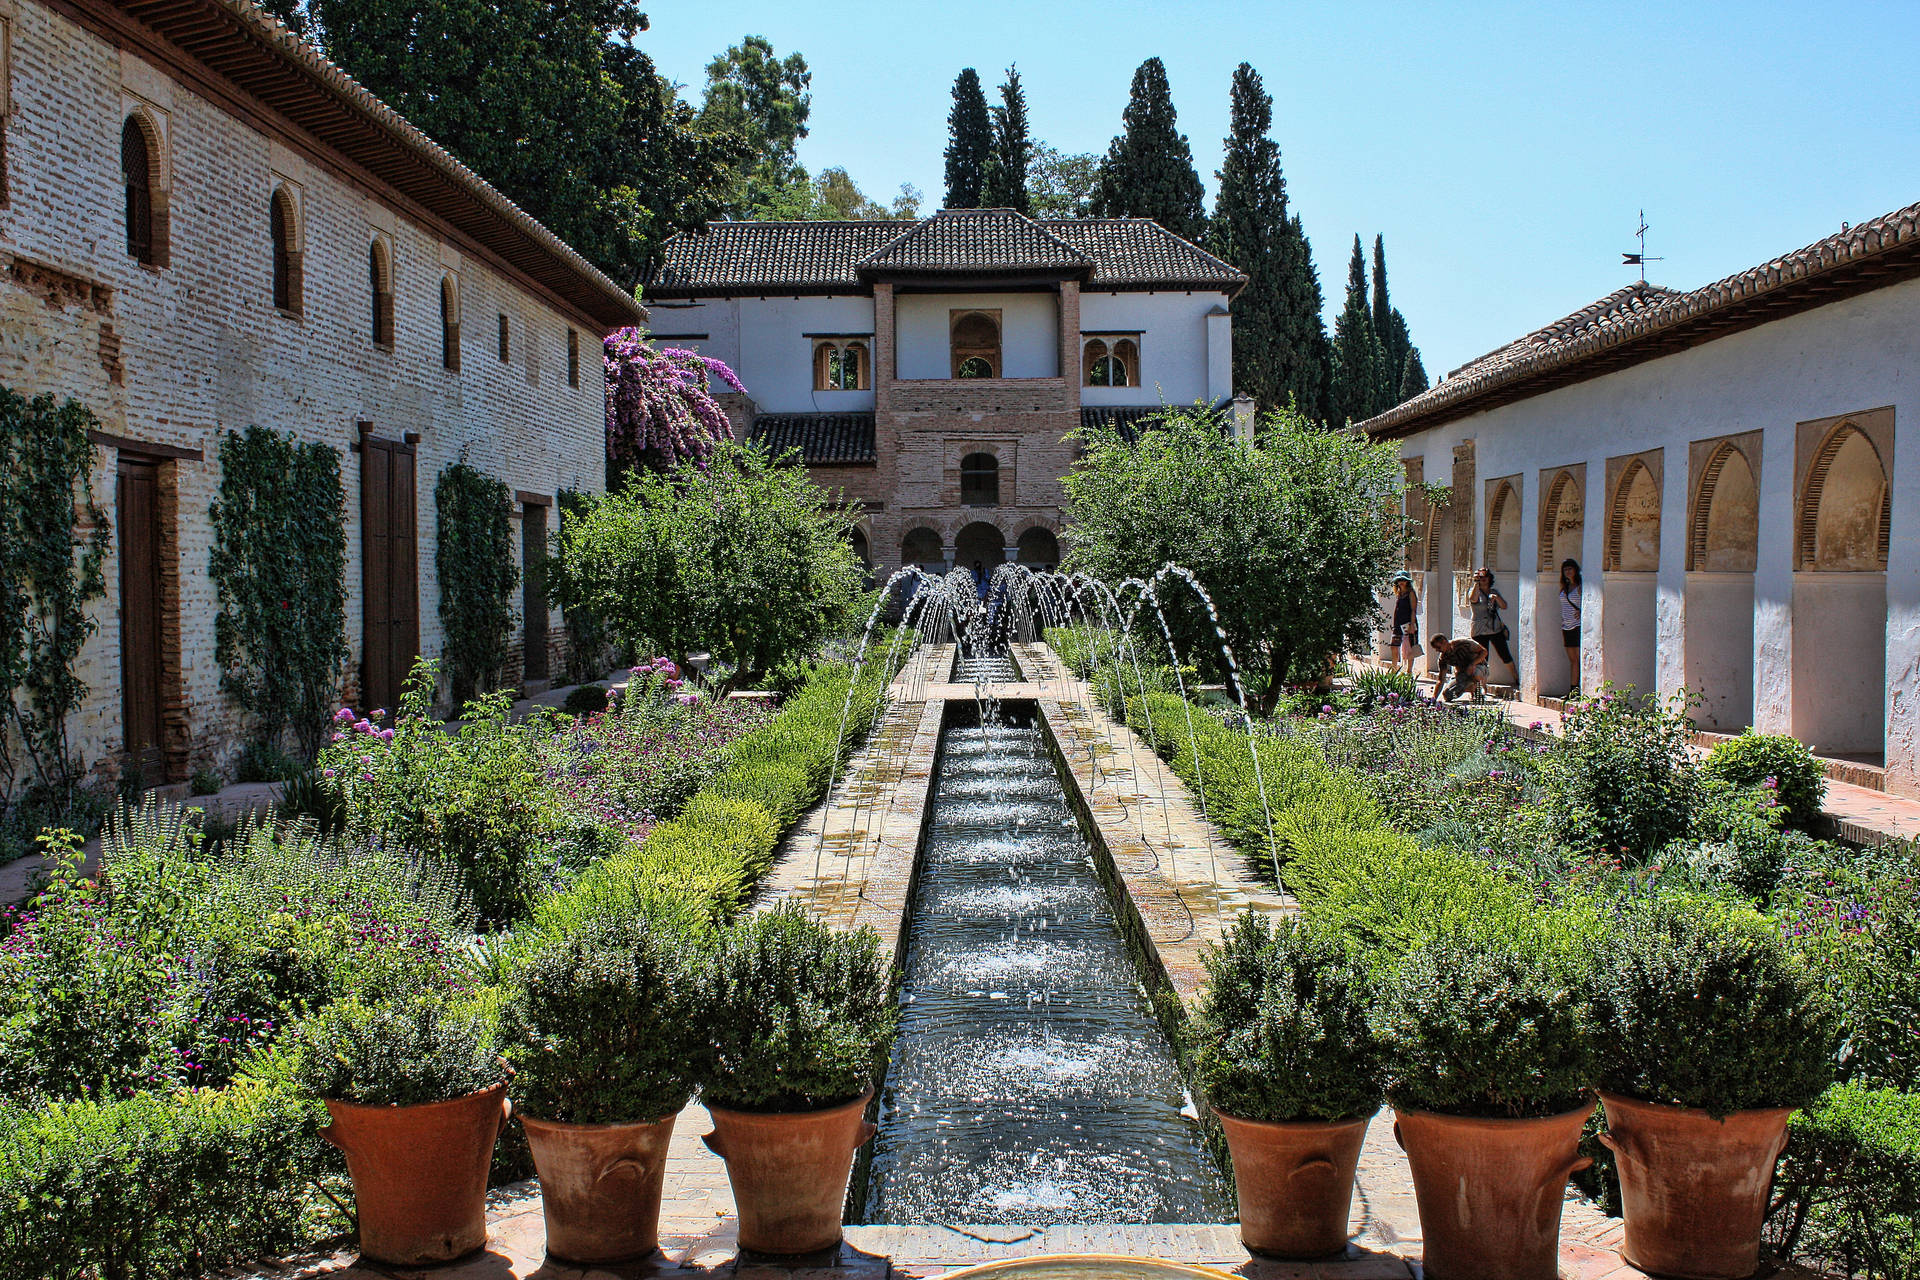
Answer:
[
  {"left": 1602, "top": 455, "right": 1661, "bottom": 697},
  {"left": 954, "top": 521, "right": 1005, "bottom": 597},
  {"left": 1793, "top": 423, "right": 1889, "bottom": 757},
  {"left": 1016, "top": 527, "right": 1059, "bottom": 571},
  {"left": 902, "top": 527, "right": 943, "bottom": 573},
  {"left": 1685, "top": 440, "right": 1759, "bottom": 729},
  {"left": 1537, "top": 466, "right": 1586, "bottom": 697}
]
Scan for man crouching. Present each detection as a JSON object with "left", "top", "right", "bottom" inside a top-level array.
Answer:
[{"left": 1428, "top": 634, "right": 1488, "bottom": 703}]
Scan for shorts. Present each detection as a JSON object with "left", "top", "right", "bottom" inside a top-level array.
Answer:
[{"left": 1562, "top": 627, "right": 1580, "bottom": 646}]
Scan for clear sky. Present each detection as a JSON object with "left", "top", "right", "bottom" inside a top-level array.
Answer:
[{"left": 636, "top": 1, "right": 1919, "bottom": 379}]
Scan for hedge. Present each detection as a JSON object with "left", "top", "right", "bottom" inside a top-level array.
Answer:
[
  {"left": 0, "top": 1080, "right": 334, "bottom": 1280},
  {"left": 533, "top": 659, "right": 890, "bottom": 937},
  {"left": 1773, "top": 1082, "right": 1920, "bottom": 1278}
]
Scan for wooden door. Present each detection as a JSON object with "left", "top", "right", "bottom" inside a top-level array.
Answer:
[
  {"left": 521, "top": 500, "right": 550, "bottom": 682},
  {"left": 117, "top": 457, "right": 165, "bottom": 775},
  {"left": 360, "top": 438, "right": 418, "bottom": 713}
]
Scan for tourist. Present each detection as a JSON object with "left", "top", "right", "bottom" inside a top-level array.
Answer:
[
  {"left": 1428, "top": 633, "right": 1489, "bottom": 702},
  {"left": 1389, "top": 571, "right": 1419, "bottom": 675},
  {"left": 1559, "top": 559, "right": 1583, "bottom": 697},
  {"left": 971, "top": 559, "right": 989, "bottom": 599},
  {"left": 1468, "top": 568, "right": 1514, "bottom": 682}
]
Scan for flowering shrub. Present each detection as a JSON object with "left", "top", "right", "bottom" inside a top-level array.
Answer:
[{"left": 604, "top": 329, "right": 744, "bottom": 473}]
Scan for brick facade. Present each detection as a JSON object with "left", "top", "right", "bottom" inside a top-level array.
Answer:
[{"left": 0, "top": 0, "right": 628, "bottom": 787}]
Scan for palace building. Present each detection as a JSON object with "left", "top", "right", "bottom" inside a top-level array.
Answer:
[
  {"left": 1363, "top": 201, "right": 1920, "bottom": 797},
  {"left": 0, "top": 0, "right": 640, "bottom": 785},
  {"left": 645, "top": 207, "right": 1247, "bottom": 579}
]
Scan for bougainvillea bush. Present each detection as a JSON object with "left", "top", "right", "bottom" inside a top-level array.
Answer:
[{"left": 604, "top": 329, "right": 744, "bottom": 474}]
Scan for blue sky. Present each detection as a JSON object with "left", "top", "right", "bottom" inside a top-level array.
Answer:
[{"left": 638, "top": 1, "right": 1919, "bottom": 378}]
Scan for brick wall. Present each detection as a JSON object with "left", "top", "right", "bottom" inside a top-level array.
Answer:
[{"left": 0, "top": 0, "right": 610, "bottom": 787}]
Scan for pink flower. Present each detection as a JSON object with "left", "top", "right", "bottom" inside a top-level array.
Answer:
[
  {"left": 331, "top": 732, "right": 345, "bottom": 743},
  {"left": 361, "top": 772, "right": 375, "bottom": 783},
  {"left": 322, "top": 767, "right": 336, "bottom": 778},
  {"left": 334, "top": 708, "right": 354, "bottom": 723},
  {"left": 378, "top": 728, "right": 395, "bottom": 742}
]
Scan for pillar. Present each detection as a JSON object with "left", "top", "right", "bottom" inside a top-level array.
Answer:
[
  {"left": 1516, "top": 469, "right": 1543, "bottom": 703},
  {"left": 1655, "top": 446, "right": 1690, "bottom": 699},
  {"left": 1750, "top": 421, "right": 1795, "bottom": 734}
]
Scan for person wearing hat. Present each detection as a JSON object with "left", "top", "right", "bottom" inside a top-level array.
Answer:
[{"left": 1388, "top": 570, "right": 1420, "bottom": 676}]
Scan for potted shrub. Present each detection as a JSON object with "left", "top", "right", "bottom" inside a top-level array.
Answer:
[
  {"left": 1370, "top": 931, "right": 1595, "bottom": 1280},
  {"left": 699, "top": 903, "right": 898, "bottom": 1255},
  {"left": 1589, "top": 896, "right": 1840, "bottom": 1280},
  {"left": 500, "top": 911, "right": 702, "bottom": 1265},
  {"left": 1190, "top": 913, "right": 1382, "bottom": 1257},
  {"left": 295, "top": 996, "right": 509, "bottom": 1266}
]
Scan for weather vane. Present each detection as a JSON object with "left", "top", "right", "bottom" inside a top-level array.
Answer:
[{"left": 1622, "top": 210, "right": 1664, "bottom": 283}]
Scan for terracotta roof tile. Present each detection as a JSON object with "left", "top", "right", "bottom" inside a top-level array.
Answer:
[
  {"left": 860, "top": 208, "right": 1091, "bottom": 274},
  {"left": 750, "top": 413, "right": 876, "bottom": 464},
  {"left": 1042, "top": 219, "right": 1247, "bottom": 291},
  {"left": 1363, "top": 201, "right": 1920, "bottom": 439}
]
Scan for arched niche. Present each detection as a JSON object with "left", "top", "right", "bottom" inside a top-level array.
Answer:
[
  {"left": 1538, "top": 467, "right": 1585, "bottom": 573},
  {"left": 1690, "top": 442, "right": 1758, "bottom": 572},
  {"left": 1484, "top": 478, "right": 1521, "bottom": 574},
  {"left": 1608, "top": 459, "right": 1661, "bottom": 572},
  {"left": 1800, "top": 424, "right": 1890, "bottom": 571}
]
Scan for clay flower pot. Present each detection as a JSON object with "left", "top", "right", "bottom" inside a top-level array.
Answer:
[
  {"left": 321, "top": 1082, "right": 511, "bottom": 1266},
  {"left": 1600, "top": 1091, "right": 1794, "bottom": 1280},
  {"left": 1215, "top": 1110, "right": 1370, "bottom": 1258},
  {"left": 1393, "top": 1101, "right": 1594, "bottom": 1280},
  {"left": 522, "top": 1112, "right": 677, "bottom": 1265},
  {"left": 702, "top": 1090, "right": 877, "bottom": 1255}
]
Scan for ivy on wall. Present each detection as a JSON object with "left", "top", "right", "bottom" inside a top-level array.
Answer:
[
  {"left": 0, "top": 387, "right": 108, "bottom": 803},
  {"left": 209, "top": 427, "right": 348, "bottom": 762},
  {"left": 435, "top": 462, "right": 518, "bottom": 706}
]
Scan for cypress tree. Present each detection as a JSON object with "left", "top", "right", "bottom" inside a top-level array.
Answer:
[
  {"left": 1329, "top": 234, "right": 1385, "bottom": 426},
  {"left": 944, "top": 69, "right": 992, "bottom": 209},
  {"left": 1370, "top": 234, "right": 1413, "bottom": 413},
  {"left": 1398, "top": 347, "right": 1430, "bottom": 402},
  {"left": 982, "top": 66, "right": 1033, "bottom": 213},
  {"left": 1090, "top": 57, "right": 1207, "bottom": 242},
  {"left": 1208, "top": 62, "right": 1328, "bottom": 418}
]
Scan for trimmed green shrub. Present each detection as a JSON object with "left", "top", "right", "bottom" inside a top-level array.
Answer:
[
  {"left": 1547, "top": 689, "right": 1699, "bottom": 862},
  {"left": 292, "top": 996, "right": 503, "bottom": 1107},
  {"left": 1371, "top": 932, "right": 1594, "bottom": 1118},
  {"left": 1589, "top": 895, "right": 1838, "bottom": 1117},
  {"left": 0, "top": 1079, "right": 332, "bottom": 1280},
  {"left": 562, "top": 683, "right": 610, "bottom": 716},
  {"left": 700, "top": 903, "right": 897, "bottom": 1113},
  {"left": 1703, "top": 730, "right": 1827, "bottom": 828},
  {"left": 501, "top": 910, "right": 702, "bottom": 1125},
  {"left": 1190, "top": 913, "right": 1382, "bottom": 1122},
  {"left": 707, "top": 760, "right": 813, "bottom": 830},
  {"left": 189, "top": 767, "right": 223, "bottom": 796},
  {"left": 1771, "top": 1082, "right": 1920, "bottom": 1279}
]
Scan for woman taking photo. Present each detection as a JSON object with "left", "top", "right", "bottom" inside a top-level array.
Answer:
[
  {"left": 1468, "top": 568, "right": 1514, "bottom": 679},
  {"left": 1389, "top": 571, "right": 1419, "bottom": 675},
  {"left": 1558, "top": 559, "right": 1583, "bottom": 697}
]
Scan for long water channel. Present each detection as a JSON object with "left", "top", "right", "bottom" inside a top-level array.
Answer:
[{"left": 859, "top": 672, "right": 1230, "bottom": 1224}]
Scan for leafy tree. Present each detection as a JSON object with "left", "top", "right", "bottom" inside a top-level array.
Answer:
[
  {"left": 1029, "top": 145, "right": 1099, "bottom": 218},
  {"left": 548, "top": 443, "right": 867, "bottom": 686},
  {"left": 762, "top": 168, "right": 920, "bottom": 221},
  {"left": 307, "top": 0, "right": 742, "bottom": 290},
  {"left": 1329, "top": 235, "right": 1385, "bottom": 426},
  {"left": 1091, "top": 57, "right": 1207, "bottom": 242},
  {"left": 983, "top": 65, "right": 1033, "bottom": 213},
  {"left": 1208, "top": 63, "right": 1329, "bottom": 419},
  {"left": 1398, "top": 348, "right": 1430, "bottom": 402},
  {"left": 944, "top": 68, "right": 993, "bottom": 209},
  {"left": 699, "top": 35, "right": 812, "bottom": 219},
  {"left": 1062, "top": 405, "right": 1409, "bottom": 711},
  {"left": 1370, "top": 234, "right": 1418, "bottom": 413}
]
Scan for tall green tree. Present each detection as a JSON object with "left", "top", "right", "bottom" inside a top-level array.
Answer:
[
  {"left": 1090, "top": 57, "right": 1207, "bottom": 241},
  {"left": 1329, "top": 235, "right": 1385, "bottom": 426},
  {"left": 1063, "top": 404, "right": 1410, "bottom": 711},
  {"left": 699, "top": 36, "right": 812, "bottom": 218},
  {"left": 983, "top": 65, "right": 1033, "bottom": 213},
  {"left": 1208, "top": 63, "right": 1329, "bottom": 419},
  {"left": 944, "top": 69, "right": 993, "bottom": 209},
  {"left": 1398, "top": 348, "right": 1430, "bottom": 402},
  {"left": 1370, "top": 233, "right": 1416, "bottom": 413},
  {"left": 1029, "top": 145, "right": 1099, "bottom": 218},
  {"left": 308, "top": 0, "right": 742, "bottom": 291}
]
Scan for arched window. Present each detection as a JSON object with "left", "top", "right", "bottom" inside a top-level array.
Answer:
[
  {"left": 849, "top": 526, "right": 871, "bottom": 569},
  {"left": 122, "top": 115, "right": 162, "bottom": 266},
  {"left": 368, "top": 240, "right": 394, "bottom": 348},
  {"left": 950, "top": 310, "right": 1001, "bottom": 379},
  {"left": 1082, "top": 334, "right": 1138, "bottom": 386},
  {"left": 1081, "top": 338, "right": 1107, "bottom": 384},
  {"left": 960, "top": 452, "right": 999, "bottom": 506},
  {"left": 270, "top": 186, "right": 302, "bottom": 313},
  {"left": 813, "top": 340, "right": 868, "bottom": 390},
  {"left": 439, "top": 276, "right": 460, "bottom": 371}
]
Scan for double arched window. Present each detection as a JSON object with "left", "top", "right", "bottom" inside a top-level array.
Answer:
[
  {"left": 1082, "top": 335, "right": 1139, "bottom": 387},
  {"left": 950, "top": 310, "right": 1001, "bottom": 379},
  {"left": 812, "top": 339, "right": 869, "bottom": 391}
]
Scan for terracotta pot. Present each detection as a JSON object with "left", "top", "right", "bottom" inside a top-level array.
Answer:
[
  {"left": 1600, "top": 1092, "right": 1794, "bottom": 1280},
  {"left": 703, "top": 1090, "right": 877, "bottom": 1255},
  {"left": 1393, "top": 1101, "right": 1594, "bottom": 1280},
  {"left": 321, "top": 1082, "right": 511, "bottom": 1266},
  {"left": 1216, "top": 1110, "right": 1370, "bottom": 1258},
  {"left": 522, "top": 1111, "right": 677, "bottom": 1265}
]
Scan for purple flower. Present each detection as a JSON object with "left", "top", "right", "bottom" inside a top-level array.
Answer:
[
  {"left": 322, "top": 767, "right": 336, "bottom": 779},
  {"left": 361, "top": 771, "right": 375, "bottom": 783},
  {"left": 334, "top": 707, "right": 354, "bottom": 723}
]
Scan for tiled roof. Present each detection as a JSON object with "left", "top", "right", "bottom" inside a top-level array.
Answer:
[
  {"left": 649, "top": 210, "right": 1245, "bottom": 298},
  {"left": 749, "top": 413, "right": 876, "bottom": 465},
  {"left": 1079, "top": 404, "right": 1228, "bottom": 443},
  {"left": 86, "top": 0, "right": 642, "bottom": 328},
  {"left": 1363, "top": 201, "right": 1920, "bottom": 439},
  {"left": 859, "top": 208, "right": 1091, "bottom": 274}
]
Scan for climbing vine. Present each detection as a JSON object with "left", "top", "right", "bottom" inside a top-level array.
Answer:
[
  {"left": 435, "top": 462, "right": 518, "bottom": 706},
  {"left": 209, "top": 426, "right": 348, "bottom": 762},
  {"left": 0, "top": 386, "right": 108, "bottom": 807}
]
